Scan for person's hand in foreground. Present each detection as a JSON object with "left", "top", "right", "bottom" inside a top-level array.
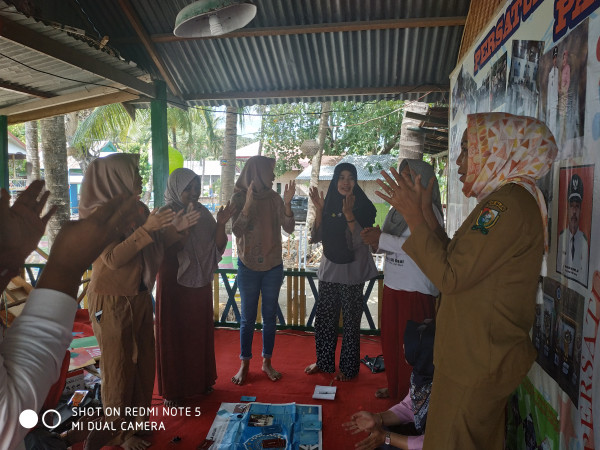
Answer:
[
  {"left": 0, "top": 181, "right": 56, "bottom": 280},
  {"left": 283, "top": 180, "right": 296, "bottom": 217},
  {"left": 37, "top": 195, "right": 138, "bottom": 298},
  {"left": 343, "top": 411, "right": 386, "bottom": 449}
]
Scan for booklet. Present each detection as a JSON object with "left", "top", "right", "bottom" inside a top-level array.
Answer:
[{"left": 312, "top": 385, "right": 337, "bottom": 400}]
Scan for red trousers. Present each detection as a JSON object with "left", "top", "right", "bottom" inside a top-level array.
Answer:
[{"left": 381, "top": 286, "right": 436, "bottom": 400}]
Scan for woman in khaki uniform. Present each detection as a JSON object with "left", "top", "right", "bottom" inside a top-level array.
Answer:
[
  {"left": 377, "top": 113, "right": 558, "bottom": 450},
  {"left": 79, "top": 154, "right": 198, "bottom": 450}
]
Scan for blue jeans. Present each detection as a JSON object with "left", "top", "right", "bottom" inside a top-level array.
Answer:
[{"left": 237, "top": 259, "right": 284, "bottom": 360}]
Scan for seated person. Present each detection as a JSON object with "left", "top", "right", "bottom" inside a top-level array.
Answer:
[{"left": 343, "top": 320, "right": 434, "bottom": 450}]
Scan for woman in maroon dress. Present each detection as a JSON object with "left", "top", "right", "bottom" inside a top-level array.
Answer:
[{"left": 155, "top": 168, "right": 235, "bottom": 406}]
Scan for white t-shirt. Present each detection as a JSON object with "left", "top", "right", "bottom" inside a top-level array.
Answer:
[
  {"left": 0, "top": 288, "right": 77, "bottom": 450},
  {"left": 378, "top": 208, "right": 443, "bottom": 296}
]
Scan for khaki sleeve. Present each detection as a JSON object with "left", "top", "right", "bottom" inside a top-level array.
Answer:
[
  {"left": 100, "top": 226, "right": 154, "bottom": 270},
  {"left": 403, "top": 192, "right": 534, "bottom": 295}
]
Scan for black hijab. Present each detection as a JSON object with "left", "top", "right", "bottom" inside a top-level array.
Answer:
[
  {"left": 404, "top": 320, "right": 435, "bottom": 389},
  {"left": 322, "top": 163, "right": 377, "bottom": 264}
]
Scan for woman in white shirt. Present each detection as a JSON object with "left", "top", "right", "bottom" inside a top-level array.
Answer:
[{"left": 361, "top": 160, "right": 442, "bottom": 400}]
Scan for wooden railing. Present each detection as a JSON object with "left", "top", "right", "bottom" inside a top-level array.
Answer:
[{"left": 23, "top": 265, "right": 384, "bottom": 332}]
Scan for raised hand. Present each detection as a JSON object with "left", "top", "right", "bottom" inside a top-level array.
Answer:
[
  {"left": 308, "top": 186, "right": 325, "bottom": 213},
  {"left": 242, "top": 181, "right": 255, "bottom": 216},
  {"left": 342, "top": 193, "right": 355, "bottom": 221},
  {"left": 171, "top": 204, "right": 201, "bottom": 232},
  {"left": 0, "top": 180, "right": 56, "bottom": 271},
  {"left": 376, "top": 167, "right": 425, "bottom": 230},
  {"left": 143, "top": 208, "right": 176, "bottom": 233},
  {"left": 37, "top": 195, "right": 138, "bottom": 298},
  {"left": 283, "top": 180, "right": 296, "bottom": 205},
  {"left": 217, "top": 200, "right": 236, "bottom": 225}
]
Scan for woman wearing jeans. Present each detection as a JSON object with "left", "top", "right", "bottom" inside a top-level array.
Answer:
[{"left": 230, "top": 156, "right": 295, "bottom": 385}]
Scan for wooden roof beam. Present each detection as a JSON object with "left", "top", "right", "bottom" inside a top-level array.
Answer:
[
  {"left": 0, "top": 79, "right": 54, "bottom": 99},
  {"left": 118, "top": 0, "right": 182, "bottom": 98},
  {"left": 138, "top": 16, "right": 467, "bottom": 43},
  {"left": 186, "top": 84, "right": 449, "bottom": 102},
  {"left": 404, "top": 111, "right": 449, "bottom": 127},
  {"left": 0, "top": 15, "right": 156, "bottom": 98},
  {"left": 0, "top": 86, "right": 140, "bottom": 125}
]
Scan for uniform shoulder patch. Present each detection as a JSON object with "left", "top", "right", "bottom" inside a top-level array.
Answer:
[{"left": 471, "top": 200, "right": 507, "bottom": 235}]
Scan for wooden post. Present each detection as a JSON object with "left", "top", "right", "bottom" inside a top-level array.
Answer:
[
  {"left": 151, "top": 80, "right": 168, "bottom": 207},
  {"left": 213, "top": 273, "right": 220, "bottom": 321},
  {"left": 377, "top": 276, "right": 384, "bottom": 329},
  {"left": 0, "top": 116, "right": 8, "bottom": 190},
  {"left": 285, "top": 275, "right": 293, "bottom": 323},
  {"left": 300, "top": 272, "right": 306, "bottom": 326},
  {"left": 293, "top": 271, "right": 299, "bottom": 326}
]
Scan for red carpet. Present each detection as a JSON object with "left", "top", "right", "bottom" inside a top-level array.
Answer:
[{"left": 77, "top": 327, "right": 392, "bottom": 449}]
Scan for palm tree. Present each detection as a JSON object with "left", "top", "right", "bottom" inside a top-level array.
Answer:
[
  {"left": 40, "top": 116, "right": 70, "bottom": 246},
  {"left": 221, "top": 106, "right": 237, "bottom": 212},
  {"left": 306, "top": 101, "right": 331, "bottom": 229},
  {"left": 25, "top": 121, "right": 40, "bottom": 184}
]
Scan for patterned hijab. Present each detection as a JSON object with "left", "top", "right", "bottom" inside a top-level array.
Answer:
[
  {"left": 322, "top": 163, "right": 377, "bottom": 264},
  {"left": 382, "top": 159, "right": 442, "bottom": 237},
  {"left": 404, "top": 320, "right": 435, "bottom": 434},
  {"left": 463, "top": 113, "right": 558, "bottom": 252}
]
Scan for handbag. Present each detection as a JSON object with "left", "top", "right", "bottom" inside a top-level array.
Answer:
[{"left": 360, "top": 354, "right": 385, "bottom": 373}]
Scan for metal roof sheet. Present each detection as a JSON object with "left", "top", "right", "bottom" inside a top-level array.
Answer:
[
  {"left": 1, "top": 0, "right": 469, "bottom": 114},
  {"left": 296, "top": 154, "right": 397, "bottom": 181}
]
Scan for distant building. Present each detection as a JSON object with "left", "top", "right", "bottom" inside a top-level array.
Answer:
[{"left": 295, "top": 154, "right": 398, "bottom": 204}]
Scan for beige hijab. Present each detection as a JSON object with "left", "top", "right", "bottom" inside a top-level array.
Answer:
[
  {"left": 80, "top": 153, "right": 163, "bottom": 292},
  {"left": 79, "top": 153, "right": 140, "bottom": 219}
]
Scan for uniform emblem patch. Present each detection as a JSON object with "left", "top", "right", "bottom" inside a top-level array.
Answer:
[{"left": 471, "top": 204, "right": 503, "bottom": 234}]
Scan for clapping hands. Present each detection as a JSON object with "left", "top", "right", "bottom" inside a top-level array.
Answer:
[
  {"left": 171, "top": 203, "right": 201, "bottom": 232},
  {"left": 217, "top": 201, "right": 236, "bottom": 225}
]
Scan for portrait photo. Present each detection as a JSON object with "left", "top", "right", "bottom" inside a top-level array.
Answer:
[{"left": 555, "top": 165, "right": 594, "bottom": 288}]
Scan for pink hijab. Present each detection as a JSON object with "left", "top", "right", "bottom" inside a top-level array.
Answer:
[{"left": 462, "top": 113, "right": 558, "bottom": 251}]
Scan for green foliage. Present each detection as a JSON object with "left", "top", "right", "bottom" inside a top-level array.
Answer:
[
  {"left": 257, "top": 100, "right": 405, "bottom": 174},
  {"left": 8, "top": 123, "right": 25, "bottom": 143},
  {"left": 373, "top": 202, "right": 390, "bottom": 228},
  {"left": 168, "top": 146, "right": 184, "bottom": 173}
]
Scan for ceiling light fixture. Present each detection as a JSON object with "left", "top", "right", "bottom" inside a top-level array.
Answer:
[{"left": 174, "top": 0, "right": 257, "bottom": 38}]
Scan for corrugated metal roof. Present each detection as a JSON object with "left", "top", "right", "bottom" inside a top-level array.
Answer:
[
  {"left": 296, "top": 154, "right": 397, "bottom": 181},
  {"left": 3, "top": 0, "right": 469, "bottom": 111},
  {"left": 0, "top": 2, "right": 150, "bottom": 114}
]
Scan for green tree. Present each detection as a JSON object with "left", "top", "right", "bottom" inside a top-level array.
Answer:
[{"left": 257, "top": 100, "right": 406, "bottom": 174}]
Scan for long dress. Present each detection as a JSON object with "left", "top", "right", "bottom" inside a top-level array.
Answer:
[{"left": 155, "top": 206, "right": 220, "bottom": 400}]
